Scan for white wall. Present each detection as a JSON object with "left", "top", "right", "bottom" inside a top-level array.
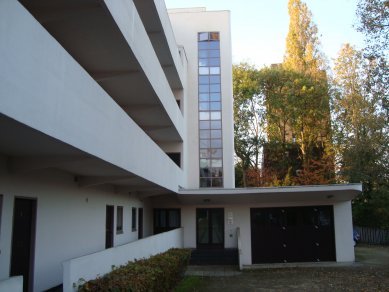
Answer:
[
  {"left": 0, "top": 165, "right": 149, "bottom": 292},
  {"left": 168, "top": 9, "right": 235, "bottom": 188},
  {"left": 63, "top": 228, "right": 183, "bottom": 292},
  {"left": 153, "top": 199, "right": 355, "bottom": 265},
  {"left": 0, "top": 276, "right": 23, "bottom": 292},
  {"left": 333, "top": 201, "right": 355, "bottom": 262},
  {"left": 0, "top": 0, "right": 183, "bottom": 193}
]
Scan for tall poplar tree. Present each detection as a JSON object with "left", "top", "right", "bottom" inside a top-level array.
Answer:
[
  {"left": 283, "top": 0, "right": 325, "bottom": 76},
  {"left": 263, "top": 0, "right": 332, "bottom": 183}
]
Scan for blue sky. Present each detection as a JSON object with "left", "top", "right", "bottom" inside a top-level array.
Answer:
[{"left": 165, "top": 0, "right": 365, "bottom": 68}]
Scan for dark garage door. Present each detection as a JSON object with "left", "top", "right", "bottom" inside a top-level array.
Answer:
[{"left": 251, "top": 206, "right": 335, "bottom": 263}]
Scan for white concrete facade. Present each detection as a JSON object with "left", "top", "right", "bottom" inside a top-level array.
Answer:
[
  {"left": 0, "top": 1, "right": 360, "bottom": 291},
  {"left": 169, "top": 8, "right": 235, "bottom": 188}
]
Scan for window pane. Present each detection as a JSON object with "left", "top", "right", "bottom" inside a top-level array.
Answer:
[
  {"left": 200, "top": 149, "right": 210, "bottom": 159},
  {"left": 200, "top": 178, "right": 211, "bottom": 187},
  {"left": 199, "top": 112, "right": 210, "bottom": 120},
  {"left": 200, "top": 167, "right": 210, "bottom": 178},
  {"left": 209, "top": 58, "right": 220, "bottom": 66},
  {"left": 199, "top": 121, "right": 210, "bottom": 129},
  {"left": 200, "top": 158, "right": 211, "bottom": 168},
  {"left": 212, "top": 178, "right": 223, "bottom": 187},
  {"left": 209, "top": 50, "right": 220, "bottom": 58},
  {"left": 116, "top": 206, "right": 123, "bottom": 233},
  {"left": 211, "top": 148, "right": 223, "bottom": 158},
  {"left": 210, "top": 32, "right": 219, "bottom": 40},
  {"left": 210, "top": 93, "right": 221, "bottom": 101},
  {"left": 210, "top": 67, "right": 220, "bottom": 75},
  {"left": 210, "top": 84, "right": 220, "bottom": 93},
  {"left": 211, "top": 130, "right": 222, "bottom": 139},
  {"left": 210, "top": 76, "right": 221, "bottom": 84},
  {"left": 132, "top": 208, "right": 137, "bottom": 230},
  {"left": 211, "top": 159, "right": 223, "bottom": 168},
  {"left": 211, "top": 139, "right": 222, "bottom": 148},
  {"left": 200, "top": 130, "right": 210, "bottom": 139},
  {"left": 210, "top": 120, "right": 222, "bottom": 129},
  {"left": 198, "top": 42, "right": 209, "bottom": 50},
  {"left": 199, "top": 76, "right": 209, "bottom": 84},
  {"left": 199, "top": 85, "right": 209, "bottom": 93},
  {"left": 198, "top": 50, "right": 208, "bottom": 58},
  {"left": 210, "top": 111, "right": 221, "bottom": 120},
  {"left": 168, "top": 210, "right": 180, "bottom": 228},
  {"left": 199, "top": 93, "right": 209, "bottom": 101},
  {"left": 199, "top": 32, "right": 209, "bottom": 41},
  {"left": 210, "top": 102, "right": 221, "bottom": 110},
  {"left": 199, "top": 58, "right": 208, "bottom": 66},
  {"left": 211, "top": 167, "right": 223, "bottom": 177},
  {"left": 199, "top": 67, "right": 209, "bottom": 75},
  {"left": 208, "top": 41, "right": 220, "bottom": 49},
  {"left": 200, "top": 139, "right": 211, "bottom": 148}
]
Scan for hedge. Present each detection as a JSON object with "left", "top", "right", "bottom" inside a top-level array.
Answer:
[{"left": 78, "top": 248, "right": 191, "bottom": 292}]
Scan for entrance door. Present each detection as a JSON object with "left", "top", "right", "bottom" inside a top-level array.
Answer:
[
  {"left": 105, "top": 205, "right": 114, "bottom": 249},
  {"left": 138, "top": 208, "right": 143, "bottom": 239},
  {"left": 10, "top": 198, "right": 37, "bottom": 292},
  {"left": 196, "top": 208, "right": 224, "bottom": 249}
]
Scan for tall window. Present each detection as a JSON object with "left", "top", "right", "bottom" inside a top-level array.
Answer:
[
  {"left": 198, "top": 32, "right": 223, "bottom": 187},
  {"left": 116, "top": 206, "right": 123, "bottom": 234},
  {"left": 131, "top": 207, "right": 137, "bottom": 231}
]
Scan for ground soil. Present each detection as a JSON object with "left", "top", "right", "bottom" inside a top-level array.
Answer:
[{"left": 184, "top": 245, "right": 389, "bottom": 292}]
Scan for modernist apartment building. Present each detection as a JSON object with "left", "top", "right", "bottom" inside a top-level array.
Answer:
[{"left": 0, "top": 0, "right": 361, "bottom": 291}]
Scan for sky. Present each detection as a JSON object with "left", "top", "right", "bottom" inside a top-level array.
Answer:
[{"left": 164, "top": 0, "right": 366, "bottom": 69}]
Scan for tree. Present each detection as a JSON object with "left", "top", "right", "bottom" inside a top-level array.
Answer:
[
  {"left": 332, "top": 44, "right": 389, "bottom": 228},
  {"left": 356, "top": 0, "right": 389, "bottom": 129},
  {"left": 283, "top": 0, "right": 326, "bottom": 77},
  {"left": 356, "top": 0, "right": 389, "bottom": 57},
  {"left": 233, "top": 63, "right": 265, "bottom": 187},
  {"left": 259, "top": 66, "right": 333, "bottom": 185}
]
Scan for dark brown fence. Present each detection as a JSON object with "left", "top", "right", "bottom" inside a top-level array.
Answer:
[{"left": 355, "top": 226, "right": 389, "bottom": 245}]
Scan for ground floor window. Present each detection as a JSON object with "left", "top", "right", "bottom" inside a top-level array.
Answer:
[{"left": 153, "top": 209, "right": 181, "bottom": 234}]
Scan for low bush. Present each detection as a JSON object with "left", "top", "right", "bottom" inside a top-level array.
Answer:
[{"left": 78, "top": 248, "right": 191, "bottom": 292}]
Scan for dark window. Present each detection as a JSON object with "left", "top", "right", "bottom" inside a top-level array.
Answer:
[
  {"left": 154, "top": 209, "right": 181, "bottom": 234},
  {"left": 0, "top": 195, "right": 2, "bottom": 237},
  {"left": 167, "top": 152, "right": 181, "bottom": 167},
  {"left": 116, "top": 206, "right": 123, "bottom": 234},
  {"left": 132, "top": 207, "right": 137, "bottom": 231}
]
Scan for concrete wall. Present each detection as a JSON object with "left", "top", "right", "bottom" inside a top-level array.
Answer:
[
  {"left": 63, "top": 228, "right": 184, "bottom": 292},
  {"left": 0, "top": 0, "right": 183, "bottom": 193},
  {"left": 168, "top": 9, "right": 235, "bottom": 188},
  {"left": 153, "top": 199, "right": 355, "bottom": 265},
  {"left": 0, "top": 164, "right": 149, "bottom": 292},
  {"left": 0, "top": 276, "right": 23, "bottom": 292},
  {"left": 334, "top": 201, "right": 355, "bottom": 262}
]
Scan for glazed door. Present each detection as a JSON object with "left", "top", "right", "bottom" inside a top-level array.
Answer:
[
  {"left": 10, "top": 198, "right": 37, "bottom": 292},
  {"left": 196, "top": 208, "right": 224, "bottom": 249}
]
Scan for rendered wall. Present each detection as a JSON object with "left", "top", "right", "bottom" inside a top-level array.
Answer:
[
  {"left": 153, "top": 199, "right": 355, "bottom": 265},
  {"left": 333, "top": 201, "right": 355, "bottom": 262},
  {"left": 0, "top": 164, "right": 149, "bottom": 291},
  {"left": 63, "top": 228, "right": 184, "bottom": 292},
  {"left": 168, "top": 9, "right": 235, "bottom": 188},
  {"left": 0, "top": 0, "right": 183, "bottom": 193}
]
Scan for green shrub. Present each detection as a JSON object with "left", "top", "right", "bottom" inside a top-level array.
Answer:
[{"left": 78, "top": 248, "right": 191, "bottom": 292}]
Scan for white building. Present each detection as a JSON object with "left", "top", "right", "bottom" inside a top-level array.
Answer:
[{"left": 0, "top": 1, "right": 361, "bottom": 291}]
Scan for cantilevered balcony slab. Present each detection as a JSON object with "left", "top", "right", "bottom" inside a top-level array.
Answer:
[
  {"left": 0, "top": 0, "right": 182, "bottom": 192},
  {"left": 133, "top": 0, "right": 185, "bottom": 89},
  {"left": 18, "top": 0, "right": 183, "bottom": 144}
]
